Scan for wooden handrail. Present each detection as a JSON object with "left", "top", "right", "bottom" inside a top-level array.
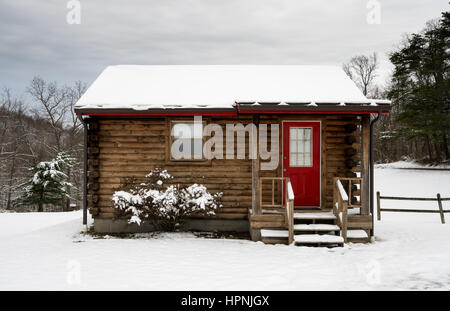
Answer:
[
  {"left": 259, "top": 176, "right": 295, "bottom": 245},
  {"left": 336, "top": 179, "right": 349, "bottom": 202},
  {"left": 259, "top": 177, "right": 284, "bottom": 210},
  {"left": 286, "top": 179, "right": 294, "bottom": 245},
  {"left": 333, "top": 177, "right": 362, "bottom": 243}
]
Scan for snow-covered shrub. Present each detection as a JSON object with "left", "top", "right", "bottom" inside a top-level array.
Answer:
[{"left": 112, "top": 168, "right": 222, "bottom": 231}]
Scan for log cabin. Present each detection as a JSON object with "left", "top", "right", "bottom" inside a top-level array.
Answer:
[{"left": 75, "top": 65, "right": 391, "bottom": 246}]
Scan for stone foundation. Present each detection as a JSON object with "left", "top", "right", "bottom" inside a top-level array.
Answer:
[{"left": 93, "top": 218, "right": 250, "bottom": 234}]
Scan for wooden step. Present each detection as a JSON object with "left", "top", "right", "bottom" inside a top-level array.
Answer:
[
  {"left": 294, "top": 212, "right": 336, "bottom": 220},
  {"left": 347, "top": 229, "right": 368, "bottom": 239},
  {"left": 294, "top": 234, "right": 344, "bottom": 244},
  {"left": 346, "top": 229, "right": 370, "bottom": 243},
  {"left": 261, "top": 209, "right": 285, "bottom": 214},
  {"left": 260, "top": 229, "right": 288, "bottom": 238},
  {"left": 347, "top": 214, "right": 373, "bottom": 229},
  {"left": 293, "top": 224, "right": 340, "bottom": 231},
  {"left": 347, "top": 207, "right": 361, "bottom": 215}
]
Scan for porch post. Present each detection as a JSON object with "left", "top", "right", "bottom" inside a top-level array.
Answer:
[
  {"left": 361, "top": 115, "right": 370, "bottom": 215},
  {"left": 250, "top": 114, "right": 261, "bottom": 241}
]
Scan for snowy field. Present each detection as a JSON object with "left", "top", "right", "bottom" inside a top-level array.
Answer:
[{"left": 0, "top": 166, "right": 449, "bottom": 290}]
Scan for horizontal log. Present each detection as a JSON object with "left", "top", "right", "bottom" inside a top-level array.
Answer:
[
  {"left": 99, "top": 124, "right": 167, "bottom": 130},
  {"left": 99, "top": 147, "right": 165, "bottom": 154},
  {"left": 100, "top": 130, "right": 166, "bottom": 136},
  {"left": 98, "top": 136, "right": 160, "bottom": 143},
  {"left": 250, "top": 221, "right": 286, "bottom": 229},
  {"left": 99, "top": 119, "right": 165, "bottom": 125},
  {"left": 88, "top": 147, "right": 99, "bottom": 154},
  {"left": 98, "top": 154, "right": 165, "bottom": 160}
]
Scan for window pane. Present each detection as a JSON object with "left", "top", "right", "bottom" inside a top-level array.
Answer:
[
  {"left": 298, "top": 140, "right": 304, "bottom": 153},
  {"left": 172, "top": 123, "right": 190, "bottom": 138},
  {"left": 290, "top": 128, "right": 297, "bottom": 140},
  {"left": 290, "top": 140, "right": 297, "bottom": 153},
  {"left": 298, "top": 153, "right": 304, "bottom": 166},
  {"left": 192, "top": 123, "right": 203, "bottom": 138},
  {"left": 192, "top": 139, "right": 203, "bottom": 156},
  {"left": 176, "top": 139, "right": 192, "bottom": 159},
  {"left": 305, "top": 140, "right": 311, "bottom": 152},
  {"left": 304, "top": 153, "right": 311, "bottom": 166},
  {"left": 290, "top": 154, "right": 297, "bottom": 166},
  {"left": 304, "top": 128, "right": 311, "bottom": 140}
]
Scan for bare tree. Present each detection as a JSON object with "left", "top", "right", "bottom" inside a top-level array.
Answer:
[
  {"left": 27, "top": 77, "right": 68, "bottom": 153},
  {"left": 343, "top": 53, "right": 379, "bottom": 97},
  {"left": 66, "top": 81, "right": 87, "bottom": 149}
]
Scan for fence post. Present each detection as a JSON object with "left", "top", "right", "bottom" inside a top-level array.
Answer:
[
  {"left": 376, "top": 191, "right": 381, "bottom": 221},
  {"left": 437, "top": 193, "right": 445, "bottom": 224}
]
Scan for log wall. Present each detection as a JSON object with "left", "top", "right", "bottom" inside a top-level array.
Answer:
[{"left": 86, "top": 115, "right": 361, "bottom": 221}]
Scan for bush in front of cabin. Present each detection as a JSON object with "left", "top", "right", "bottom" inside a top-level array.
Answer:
[{"left": 111, "top": 168, "right": 222, "bottom": 231}]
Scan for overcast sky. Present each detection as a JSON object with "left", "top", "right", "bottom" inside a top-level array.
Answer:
[{"left": 0, "top": 0, "right": 448, "bottom": 102}]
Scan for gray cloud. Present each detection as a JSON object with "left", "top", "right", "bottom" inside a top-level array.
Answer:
[{"left": 0, "top": 0, "right": 448, "bottom": 100}]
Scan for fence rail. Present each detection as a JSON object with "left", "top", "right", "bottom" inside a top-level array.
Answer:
[{"left": 376, "top": 192, "right": 450, "bottom": 224}]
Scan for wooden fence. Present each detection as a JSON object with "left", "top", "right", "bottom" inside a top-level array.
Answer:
[{"left": 376, "top": 192, "right": 450, "bottom": 224}]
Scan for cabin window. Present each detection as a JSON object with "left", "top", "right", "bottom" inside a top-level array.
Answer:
[
  {"left": 289, "top": 127, "right": 312, "bottom": 167},
  {"left": 170, "top": 121, "right": 205, "bottom": 161}
]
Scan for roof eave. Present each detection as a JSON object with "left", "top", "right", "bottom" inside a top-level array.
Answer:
[{"left": 75, "top": 101, "right": 391, "bottom": 116}]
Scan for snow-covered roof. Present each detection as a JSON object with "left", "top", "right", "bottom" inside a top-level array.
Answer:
[{"left": 75, "top": 65, "right": 390, "bottom": 111}]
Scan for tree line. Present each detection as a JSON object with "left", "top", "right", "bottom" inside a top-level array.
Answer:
[{"left": 343, "top": 12, "right": 449, "bottom": 164}]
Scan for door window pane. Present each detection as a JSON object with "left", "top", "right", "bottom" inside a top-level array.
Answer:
[
  {"left": 290, "top": 154, "right": 297, "bottom": 166},
  {"left": 289, "top": 127, "right": 313, "bottom": 167},
  {"left": 304, "top": 153, "right": 311, "bottom": 166},
  {"left": 290, "top": 140, "right": 297, "bottom": 153}
]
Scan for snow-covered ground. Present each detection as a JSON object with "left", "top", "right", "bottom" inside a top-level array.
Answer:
[{"left": 0, "top": 166, "right": 449, "bottom": 290}]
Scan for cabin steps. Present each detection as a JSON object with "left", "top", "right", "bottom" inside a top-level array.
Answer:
[
  {"left": 260, "top": 211, "right": 343, "bottom": 247},
  {"left": 293, "top": 212, "right": 343, "bottom": 247},
  {"left": 258, "top": 211, "right": 371, "bottom": 246}
]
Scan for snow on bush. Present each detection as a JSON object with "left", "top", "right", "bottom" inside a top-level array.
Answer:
[
  {"left": 15, "top": 152, "right": 76, "bottom": 212},
  {"left": 112, "top": 168, "right": 222, "bottom": 231}
]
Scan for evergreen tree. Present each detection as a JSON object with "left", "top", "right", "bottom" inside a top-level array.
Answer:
[
  {"left": 16, "top": 152, "right": 76, "bottom": 212},
  {"left": 388, "top": 12, "right": 450, "bottom": 162}
]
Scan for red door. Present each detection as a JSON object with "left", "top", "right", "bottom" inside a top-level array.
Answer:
[{"left": 283, "top": 121, "right": 321, "bottom": 207}]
